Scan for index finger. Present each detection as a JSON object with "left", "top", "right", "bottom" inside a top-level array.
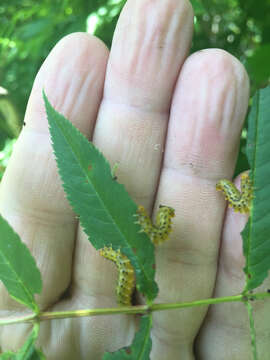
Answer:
[{"left": 0, "top": 33, "right": 109, "bottom": 311}]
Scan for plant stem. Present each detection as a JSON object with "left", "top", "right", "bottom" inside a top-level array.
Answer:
[
  {"left": 0, "top": 291, "right": 269, "bottom": 326},
  {"left": 0, "top": 313, "right": 36, "bottom": 326},
  {"left": 38, "top": 305, "right": 148, "bottom": 321}
]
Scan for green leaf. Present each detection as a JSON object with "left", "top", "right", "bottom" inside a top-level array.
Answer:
[
  {"left": 102, "top": 315, "right": 152, "bottom": 360},
  {"left": 43, "top": 91, "right": 158, "bottom": 302},
  {"left": 0, "top": 214, "right": 42, "bottom": 312},
  {"left": 0, "top": 323, "right": 45, "bottom": 360},
  {"left": 242, "top": 86, "right": 270, "bottom": 291}
]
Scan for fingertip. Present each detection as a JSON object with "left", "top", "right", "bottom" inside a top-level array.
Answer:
[{"left": 25, "top": 32, "right": 109, "bottom": 135}]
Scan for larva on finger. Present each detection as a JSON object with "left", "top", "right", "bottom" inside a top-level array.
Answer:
[
  {"left": 99, "top": 247, "right": 135, "bottom": 306},
  {"left": 216, "top": 173, "right": 252, "bottom": 213},
  {"left": 134, "top": 205, "right": 175, "bottom": 245}
]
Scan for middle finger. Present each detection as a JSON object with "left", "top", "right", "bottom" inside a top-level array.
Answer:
[{"left": 72, "top": 0, "right": 194, "bottom": 304}]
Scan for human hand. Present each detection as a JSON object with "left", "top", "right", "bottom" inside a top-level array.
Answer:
[{"left": 1, "top": 0, "right": 269, "bottom": 359}]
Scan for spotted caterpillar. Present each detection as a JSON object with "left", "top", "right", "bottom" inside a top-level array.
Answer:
[
  {"left": 99, "top": 246, "right": 135, "bottom": 306},
  {"left": 216, "top": 173, "right": 252, "bottom": 213},
  {"left": 134, "top": 205, "right": 175, "bottom": 245},
  {"left": 99, "top": 205, "right": 174, "bottom": 305}
]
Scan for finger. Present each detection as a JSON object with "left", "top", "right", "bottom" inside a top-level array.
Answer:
[
  {"left": 150, "top": 50, "right": 250, "bottom": 359},
  {"left": 0, "top": 32, "right": 108, "bottom": 313},
  {"left": 72, "top": 0, "right": 194, "bottom": 301},
  {"left": 196, "top": 174, "right": 270, "bottom": 359},
  {"left": 96, "top": 0, "right": 193, "bottom": 200}
]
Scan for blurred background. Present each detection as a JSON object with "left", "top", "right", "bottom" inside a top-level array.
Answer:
[{"left": 0, "top": 0, "right": 270, "bottom": 180}]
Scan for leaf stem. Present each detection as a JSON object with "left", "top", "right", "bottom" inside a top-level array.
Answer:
[
  {"left": 245, "top": 301, "right": 258, "bottom": 360},
  {"left": 0, "top": 292, "right": 269, "bottom": 326},
  {"left": 0, "top": 313, "right": 36, "bottom": 326}
]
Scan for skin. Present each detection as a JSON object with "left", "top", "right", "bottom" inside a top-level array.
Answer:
[{"left": 0, "top": 0, "right": 269, "bottom": 358}]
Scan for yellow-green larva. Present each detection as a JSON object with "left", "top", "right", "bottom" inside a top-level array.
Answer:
[
  {"left": 216, "top": 173, "right": 252, "bottom": 213},
  {"left": 134, "top": 205, "right": 175, "bottom": 245},
  {"left": 99, "top": 247, "right": 135, "bottom": 306}
]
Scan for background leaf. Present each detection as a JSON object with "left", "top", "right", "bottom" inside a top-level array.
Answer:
[
  {"left": 102, "top": 315, "right": 152, "bottom": 360},
  {"left": 0, "top": 214, "right": 42, "bottom": 312},
  {"left": 14, "top": 19, "right": 52, "bottom": 41},
  {"left": 243, "top": 85, "right": 270, "bottom": 291},
  {"left": 190, "top": 0, "right": 206, "bottom": 14},
  {"left": 44, "top": 92, "right": 158, "bottom": 302},
  {"left": 246, "top": 44, "right": 270, "bottom": 87}
]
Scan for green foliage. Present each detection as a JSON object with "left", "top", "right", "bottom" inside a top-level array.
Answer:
[
  {"left": 242, "top": 86, "right": 270, "bottom": 291},
  {"left": 0, "top": 323, "right": 45, "bottom": 359},
  {"left": 43, "top": 92, "right": 158, "bottom": 302},
  {"left": 246, "top": 43, "right": 270, "bottom": 88},
  {"left": 0, "top": 0, "right": 109, "bottom": 126},
  {"left": 0, "top": 214, "right": 42, "bottom": 312},
  {"left": 102, "top": 315, "right": 152, "bottom": 360},
  {"left": 190, "top": 0, "right": 206, "bottom": 15}
]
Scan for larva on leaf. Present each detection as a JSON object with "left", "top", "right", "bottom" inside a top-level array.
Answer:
[
  {"left": 99, "top": 247, "right": 135, "bottom": 306},
  {"left": 134, "top": 205, "right": 175, "bottom": 245},
  {"left": 216, "top": 173, "right": 252, "bottom": 214}
]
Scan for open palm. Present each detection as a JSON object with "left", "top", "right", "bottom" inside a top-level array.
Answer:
[{"left": 0, "top": 1, "right": 269, "bottom": 359}]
